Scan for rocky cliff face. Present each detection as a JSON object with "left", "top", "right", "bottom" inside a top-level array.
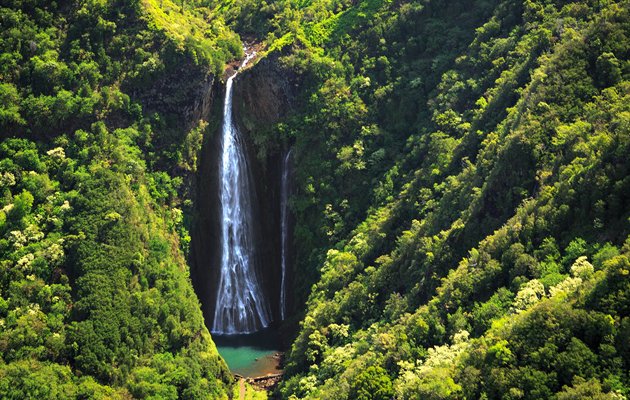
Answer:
[
  {"left": 233, "top": 51, "right": 302, "bottom": 325},
  {"left": 233, "top": 51, "right": 301, "bottom": 134},
  {"left": 127, "top": 56, "right": 216, "bottom": 132},
  {"left": 189, "top": 78, "right": 223, "bottom": 331},
  {"left": 190, "top": 50, "right": 301, "bottom": 331}
]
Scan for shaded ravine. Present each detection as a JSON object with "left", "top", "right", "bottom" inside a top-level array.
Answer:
[
  {"left": 189, "top": 45, "right": 302, "bottom": 385},
  {"left": 212, "top": 48, "right": 271, "bottom": 335}
]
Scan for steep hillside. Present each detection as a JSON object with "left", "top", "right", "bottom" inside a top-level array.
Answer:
[
  {"left": 0, "top": 0, "right": 240, "bottom": 397},
  {"left": 2, "top": 0, "right": 629, "bottom": 398},
  {"left": 225, "top": 0, "right": 630, "bottom": 398}
]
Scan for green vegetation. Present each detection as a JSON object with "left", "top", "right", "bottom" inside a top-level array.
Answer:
[
  {"left": 0, "top": 0, "right": 240, "bottom": 397},
  {"left": 220, "top": 0, "right": 630, "bottom": 398},
  {"left": 2, "top": 0, "right": 629, "bottom": 398},
  {"left": 0, "top": 132, "right": 231, "bottom": 398},
  {"left": 142, "top": 0, "right": 242, "bottom": 71},
  {"left": 233, "top": 380, "right": 269, "bottom": 400}
]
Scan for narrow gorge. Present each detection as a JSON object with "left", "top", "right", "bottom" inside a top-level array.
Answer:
[{"left": 188, "top": 46, "right": 300, "bottom": 379}]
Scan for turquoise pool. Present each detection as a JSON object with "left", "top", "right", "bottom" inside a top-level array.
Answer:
[{"left": 214, "top": 329, "right": 282, "bottom": 378}]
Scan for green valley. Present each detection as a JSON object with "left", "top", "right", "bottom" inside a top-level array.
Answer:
[{"left": 0, "top": 0, "right": 629, "bottom": 399}]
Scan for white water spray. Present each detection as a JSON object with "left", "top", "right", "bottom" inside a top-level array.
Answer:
[{"left": 212, "top": 48, "right": 271, "bottom": 334}]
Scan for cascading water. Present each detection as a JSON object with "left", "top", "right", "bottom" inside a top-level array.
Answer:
[
  {"left": 279, "top": 148, "right": 293, "bottom": 320},
  {"left": 212, "top": 49, "right": 271, "bottom": 335}
]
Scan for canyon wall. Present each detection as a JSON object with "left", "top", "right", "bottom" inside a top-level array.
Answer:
[{"left": 190, "top": 51, "right": 301, "bottom": 330}]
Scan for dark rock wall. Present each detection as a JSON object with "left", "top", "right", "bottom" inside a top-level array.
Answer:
[
  {"left": 233, "top": 53, "right": 299, "bottom": 132},
  {"left": 233, "top": 52, "right": 301, "bottom": 324},
  {"left": 189, "top": 80, "right": 223, "bottom": 328},
  {"left": 127, "top": 56, "right": 216, "bottom": 132}
]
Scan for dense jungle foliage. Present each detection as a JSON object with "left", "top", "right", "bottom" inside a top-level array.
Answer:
[
  {"left": 2, "top": 0, "right": 630, "bottom": 399},
  {"left": 222, "top": 0, "right": 630, "bottom": 398},
  {"left": 0, "top": 0, "right": 240, "bottom": 397}
]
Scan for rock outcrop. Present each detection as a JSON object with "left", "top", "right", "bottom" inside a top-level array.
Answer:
[
  {"left": 127, "top": 56, "right": 216, "bottom": 132},
  {"left": 233, "top": 51, "right": 301, "bottom": 133}
]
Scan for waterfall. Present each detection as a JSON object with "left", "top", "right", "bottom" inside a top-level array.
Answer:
[
  {"left": 280, "top": 148, "right": 293, "bottom": 320},
  {"left": 212, "top": 48, "right": 271, "bottom": 335}
]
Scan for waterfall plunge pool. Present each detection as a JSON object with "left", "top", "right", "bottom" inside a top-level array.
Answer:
[
  {"left": 214, "top": 328, "right": 283, "bottom": 378},
  {"left": 211, "top": 44, "right": 285, "bottom": 380}
]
